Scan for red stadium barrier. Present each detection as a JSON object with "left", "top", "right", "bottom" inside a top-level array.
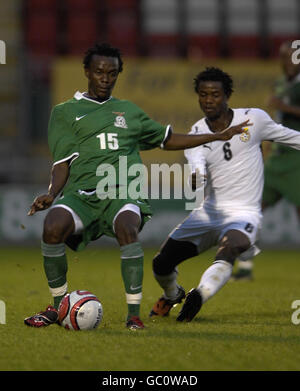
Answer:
[
  {"left": 67, "top": 14, "right": 98, "bottom": 56},
  {"left": 65, "top": 0, "right": 97, "bottom": 13},
  {"left": 26, "top": 13, "right": 57, "bottom": 55},
  {"left": 187, "top": 35, "right": 220, "bottom": 58},
  {"left": 228, "top": 35, "right": 260, "bottom": 58}
]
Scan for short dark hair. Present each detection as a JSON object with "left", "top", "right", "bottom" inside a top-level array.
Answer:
[
  {"left": 83, "top": 43, "right": 123, "bottom": 72},
  {"left": 193, "top": 67, "right": 234, "bottom": 97}
]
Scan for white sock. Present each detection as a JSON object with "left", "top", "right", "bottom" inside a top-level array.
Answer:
[
  {"left": 126, "top": 292, "right": 142, "bottom": 305},
  {"left": 154, "top": 270, "right": 180, "bottom": 300},
  {"left": 49, "top": 282, "right": 68, "bottom": 298},
  {"left": 237, "top": 259, "right": 253, "bottom": 270},
  {"left": 196, "top": 260, "right": 232, "bottom": 303}
]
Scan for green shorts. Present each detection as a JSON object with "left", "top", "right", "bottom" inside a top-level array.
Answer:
[
  {"left": 263, "top": 151, "right": 300, "bottom": 207},
  {"left": 53, "top": 190, "right": 152, "bottom": 251}
]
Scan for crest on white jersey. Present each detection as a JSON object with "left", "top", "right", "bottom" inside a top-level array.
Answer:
[
  {"left": 113, "top": 112, "right": 127, "bottom": 129},
  {"left": 240, "top": 127, "right": 251, "bottom": 142}
]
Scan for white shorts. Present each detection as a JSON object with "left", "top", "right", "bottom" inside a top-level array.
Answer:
[{"left": 170, "top": 207, "right": 261, "bottom": 254}]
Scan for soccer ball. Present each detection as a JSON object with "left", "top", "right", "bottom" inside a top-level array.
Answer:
[{"left": 58, "top": 290, "right": 103, "bottom": 330}]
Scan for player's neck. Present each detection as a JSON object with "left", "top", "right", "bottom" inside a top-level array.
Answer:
[
  {"left": 205, "top": 108, "right": 233, "bottom": 133},
  {"left": 84, "top": 92, "right": 111, "bottom": 103}
]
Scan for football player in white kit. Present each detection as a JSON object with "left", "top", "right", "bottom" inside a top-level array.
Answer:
[{"left": 149, "top": 67, "right": 300, "bottom": 322}]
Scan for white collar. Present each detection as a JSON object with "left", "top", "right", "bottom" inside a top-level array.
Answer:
[{"left": 74, "top": 91, "right": 113, "bottom": 105}]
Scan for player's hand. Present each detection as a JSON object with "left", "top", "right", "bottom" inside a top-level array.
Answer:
[
  {"left": 219, "top": 120, "right": 253, "bottom": 141},
  {"left": 28, "top": 194, "right": 55, "bottom": 216}
]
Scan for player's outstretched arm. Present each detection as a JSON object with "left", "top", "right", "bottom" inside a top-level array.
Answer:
[
  {"left": 163, "top": 120, "right": 252, "bottom": 150},
  {"left": 28, "top": 161, "right": 70, "bottom": 216}
]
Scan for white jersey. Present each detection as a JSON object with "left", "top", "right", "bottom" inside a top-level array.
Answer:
[{"left": 185, "top": 108, "right": 300, "bottom": 216}]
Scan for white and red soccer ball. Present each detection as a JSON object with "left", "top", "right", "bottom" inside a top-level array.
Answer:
[{"left": 58, "top": 290, "right": 103, "bottom": 330}]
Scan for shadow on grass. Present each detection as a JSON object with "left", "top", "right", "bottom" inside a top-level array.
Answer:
[
  {"left": 96, "top": 326, "right": 300, "bottom": 344},
  {"left": 188, "top": 309, "right": 293, "bottom": 327}
]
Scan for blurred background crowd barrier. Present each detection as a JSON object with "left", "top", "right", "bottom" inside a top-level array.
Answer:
[{"left": 0, "top": 0, "right": 300, "bottom": 246}]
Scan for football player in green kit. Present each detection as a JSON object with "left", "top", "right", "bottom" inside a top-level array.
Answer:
[
  {"left": 232, "top": 40, "right": 300, "bottom": 281},
  {"left": 24, "top": 43, "right": 248, "bottom": 329}
]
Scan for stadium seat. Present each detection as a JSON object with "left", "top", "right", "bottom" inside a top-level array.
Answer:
[
  {"left": 26, "top": 13, "right": 57, "bottom": 55},
  {"left": 229, "top": 36, "right": 260, "bottom": 58},
  {"left": 106, "top": 9, "right": 138, "bottom": 55},
  {"left": 105, "top": 0, "right": 137, "bottom": 7},
  {"left": 187, "top": 35, "right": 220, "bottom": 58},
  {"left": 269, "top": 35, "right": 299, "bottom": 57},
  {"left": 65, "top": 0, "right": 97, "bottom": 12},
  {"left": 67, "top": 14, "right": 98, "bottom": 55},
  {"left": 145, "top": 35, "right": 181, "bottom": 57},
  {"left": 27, "top": 0, "right": 57, "bottom": 12}
]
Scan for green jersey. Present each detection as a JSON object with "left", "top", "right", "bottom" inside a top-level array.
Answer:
[
  {"left": 273, "top": 72, "right": 300, "bottom": 154},
  {"left": 48, "top": 91, "right": 170, "bottom": 194},
  {"left": 263, "top": 72, "right": 300, "bottom": 206}
]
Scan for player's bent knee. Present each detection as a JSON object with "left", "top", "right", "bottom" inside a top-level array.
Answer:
[
  {"left": 116, "top": 224, "right": 139, "bottom": 245},
  {"left": 43, "top": 209, "right": 74, "bottom": 244},
  {"left": 114, "top": 210, "right": 140, "bottom": 245},
  {"left": 152, "top": 253, "right": 173, "bottom": 276},
  {"left": 43, "top": 220, "right": 70, "bottom": 244},
  {"left": 43, "top": 221, "right": 66, "bottom": 244},
  {"left": 216, "top": 233, "right": 251, "bottom": 263},
  {"left": 153, "top": 238, "right": 198, "bottom": 275}
]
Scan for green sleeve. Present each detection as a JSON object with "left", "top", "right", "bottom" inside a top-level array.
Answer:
[
  {"left": 138, "top": 109, "right": 170, "bottom": 151},
  {"left": 48, "top": 105, "right": 79, "bottom": 165}
]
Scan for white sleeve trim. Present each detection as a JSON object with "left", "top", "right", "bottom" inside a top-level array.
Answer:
[
  {"left": 160, "top": 124, "right": 172, "bottom": 149},
  {"left": 52, "top": 152, "right": 79, "bottom": 167}
]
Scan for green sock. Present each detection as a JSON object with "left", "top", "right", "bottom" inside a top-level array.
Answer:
[
  {"left": 53, "top": 295, "right": 64, "bottom": 310},
  {"left": 41, "top": 241, "right": 68, "bottom": 310},
  {"left": 120, "top": 242, "right": 144, "bottom": 320}
]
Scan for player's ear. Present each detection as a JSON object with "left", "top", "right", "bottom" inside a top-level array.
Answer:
[{"left": 84, "top": 67, "right": 90, "bottom": 79}]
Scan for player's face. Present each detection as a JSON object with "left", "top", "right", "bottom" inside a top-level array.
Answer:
[
  {"left": 85, "top": 55, "right": 119, "bottom": 101},
  {"left": 197, "top": 81, "right": 228, "bottom": 120}
]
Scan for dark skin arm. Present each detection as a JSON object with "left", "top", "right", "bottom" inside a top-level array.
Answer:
[
  {"left": 28, "top": 162, "right": 70, "bottom": 215},
  {"left": 164, "top": 120, "right": 251, "bottom": 150},
  {"left": 27, "top": 120, "right": 250, "bottom": 213}
]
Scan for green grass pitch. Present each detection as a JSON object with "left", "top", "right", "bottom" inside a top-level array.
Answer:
[{"left": 0, "top": 246, "right": 299, "bottom": 371}]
